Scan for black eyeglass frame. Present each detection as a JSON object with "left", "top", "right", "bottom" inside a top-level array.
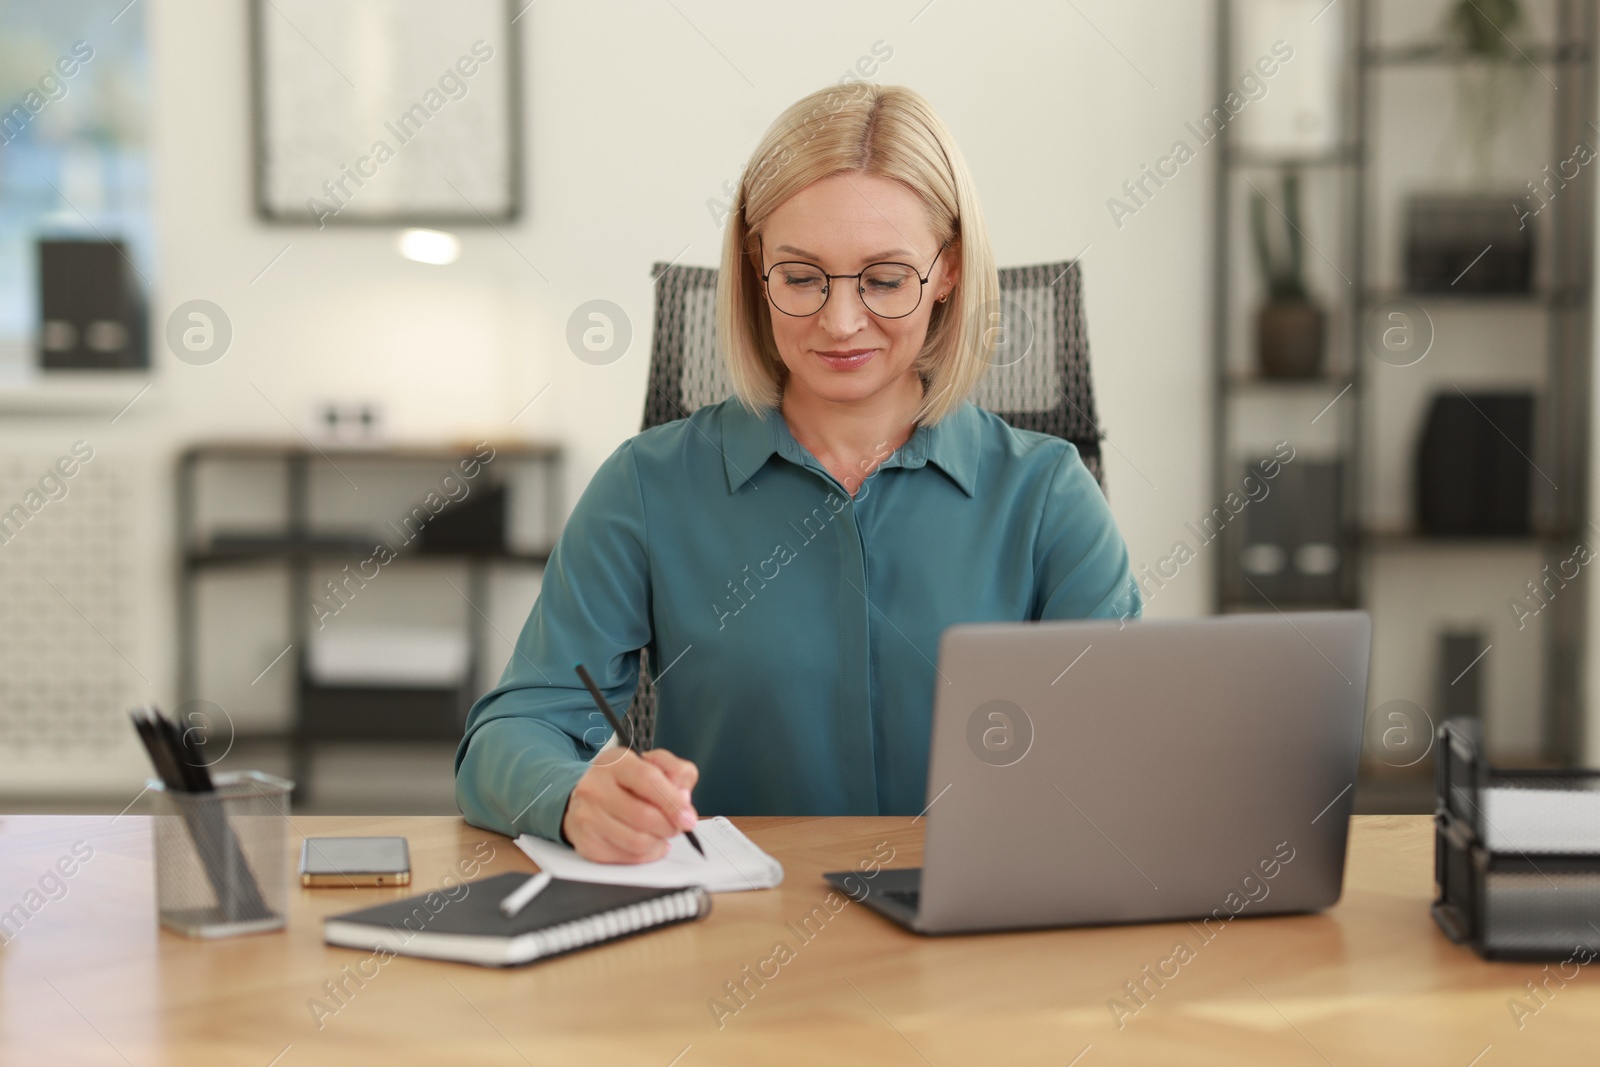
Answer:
[{"left": 757, "top": 235, "right": 948, "bottom": 320}]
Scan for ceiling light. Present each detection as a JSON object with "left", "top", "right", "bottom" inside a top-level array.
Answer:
[{"left": 397, "top": 228, "right": 461, "bottom": 265}]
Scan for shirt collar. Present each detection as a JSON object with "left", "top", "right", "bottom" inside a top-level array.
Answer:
[{"left": 718, "top": 397, "right": 978, "bottom": 498}]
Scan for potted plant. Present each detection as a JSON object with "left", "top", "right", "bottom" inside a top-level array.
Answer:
[
  {"left": 1251, "top": 167, "right": 1324, "bottom": 379},
  {"left": 1442, "top": 0, "right": 1532, "bottom": 186}
]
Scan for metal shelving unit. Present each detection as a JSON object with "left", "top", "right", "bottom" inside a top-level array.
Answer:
[
  {"left": 1211, "top": 0, "right": 1597, "bottom": 784},
  {"left": 176, "top": 442, "right": 561, "bottom": 800}
]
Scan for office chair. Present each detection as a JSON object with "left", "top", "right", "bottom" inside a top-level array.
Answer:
[{"left": 624, "top": 258, "right": 1107, "bottom": 749}]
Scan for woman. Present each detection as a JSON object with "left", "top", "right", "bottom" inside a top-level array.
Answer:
[{"left": 455, "top": 84, "right": 1140, "bottom": 862}]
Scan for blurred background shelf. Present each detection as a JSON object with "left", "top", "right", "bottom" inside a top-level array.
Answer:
[
  {"left": 1363, "top": 41, "right": 1593, "bottom": 64},
  {"left": 0, "top": 371, "right": 153, "bottom": 415},
  {"left": 176, "top": 441, "right": 564, "bottom": 802},
  {"left": 1212, "top": 0, "right": 1597, "bottom": 793},
  {"left": 185, "top": 539, "right": 553, "bottom": 568},
  {"left": 1360, "top": 526, "right": 1581, "bottom": 548},
  {"left": 1360, "top": 285, "right": 1588, "bottom": 306},
  {"left": 1226, "top": 145, "right": 1364, "bottom": 168},
  {"left": 1224, "top": 372, "right": 1355, "bottom": 389}
]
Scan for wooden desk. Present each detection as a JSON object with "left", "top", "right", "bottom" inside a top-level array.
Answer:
[{"left": 0, "top": 814, "right": 1590, "bottom": 1065}]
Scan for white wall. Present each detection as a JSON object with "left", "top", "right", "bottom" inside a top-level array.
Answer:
[
  {"left": 56, "top": 0, "right": 1203, "bottom": 720},
  {"left": 9, "top": 0, "right": 1600, "bottom": 776},
  {"left": 13, "top": 0, "right": 1600, "bottom": 777}
]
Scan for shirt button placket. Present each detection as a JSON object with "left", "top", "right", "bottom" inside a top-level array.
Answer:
[{"left": 832, "top": 484, "right": 877, "bottom": 813}]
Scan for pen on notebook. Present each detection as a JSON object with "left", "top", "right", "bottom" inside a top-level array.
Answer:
[
  {"left": 573, "top": 663, "right": 705, "bottom": 858},
  {"left": 499, "top": 871, "right": 553, "bottom": 917}
]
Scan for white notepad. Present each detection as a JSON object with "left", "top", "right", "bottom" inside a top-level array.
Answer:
[{"left": 516, "top": 815, "right": 784, "bottom": 893}]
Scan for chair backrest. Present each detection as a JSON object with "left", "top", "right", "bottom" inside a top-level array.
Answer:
[
  {"left": 642, "top": 259, "right": 1105, "bottom": 484},
  {"left": 624, "top": 259, "right": 1107, "bottom": 747}
]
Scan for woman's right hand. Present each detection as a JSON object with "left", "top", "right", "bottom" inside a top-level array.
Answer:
[{"left": 560, "top": 746, "right": 700, "bottom": 863}]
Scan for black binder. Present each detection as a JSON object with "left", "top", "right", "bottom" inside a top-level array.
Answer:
[
  {"left": 1415, "top": 392, "right": 1533, "bottom": 536},
  {"left": 1233, "top": 458, "right": 1343, "bottom": 604}
]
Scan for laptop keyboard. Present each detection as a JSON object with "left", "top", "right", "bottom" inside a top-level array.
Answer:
[{"left": 882, "top": 887, "right": 920, "bottom": 910}]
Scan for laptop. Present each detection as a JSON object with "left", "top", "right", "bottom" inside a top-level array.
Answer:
[{"left": 824, "top": 611, "right": 1372, "bottom": 935}]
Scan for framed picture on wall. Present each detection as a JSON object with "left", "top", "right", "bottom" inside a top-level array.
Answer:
[{"left": 251, "top": 0, "right": 522, "bottom": 226}]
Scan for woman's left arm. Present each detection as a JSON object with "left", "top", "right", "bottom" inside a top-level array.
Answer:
[{"left": 1032, "top": 445, "right": 1142, "bottom": 622}]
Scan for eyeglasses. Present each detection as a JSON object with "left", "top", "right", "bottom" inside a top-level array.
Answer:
[{"left": 758, "top": 235, "right": 946, "bottom": 319}]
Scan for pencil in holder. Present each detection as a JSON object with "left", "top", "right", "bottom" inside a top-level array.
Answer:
[{"left": 151, "top": 770, "right": 293, "bottom": 938}]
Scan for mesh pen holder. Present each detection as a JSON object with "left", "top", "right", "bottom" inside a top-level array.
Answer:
[
  {"left": 1432, "top": 719, "right": 1600, "bottom": 961},
  {"left": 151, "top": 770, "right": 293, "bottom": 938}
]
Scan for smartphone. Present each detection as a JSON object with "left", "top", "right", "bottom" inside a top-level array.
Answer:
[{"left": 300, "top": 837, "right": 411, "bottom": 887}]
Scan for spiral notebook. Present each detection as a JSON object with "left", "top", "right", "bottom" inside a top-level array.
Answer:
[
  {"left": 323, "top": 872, "right": 711, "bottom": 967},
  {"left": 516, "top": 815, "right": 784, "bottom": 893}
]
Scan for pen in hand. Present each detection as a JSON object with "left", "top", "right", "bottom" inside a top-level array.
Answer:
[{"left": 573, "top": 663, "right": 705, "bottom": 859}]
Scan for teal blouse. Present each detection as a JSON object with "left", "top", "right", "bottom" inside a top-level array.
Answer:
[{"left": 454, "top": 396, "right": 1141, "bottom": 841}]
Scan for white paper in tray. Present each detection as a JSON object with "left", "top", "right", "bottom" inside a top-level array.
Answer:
[{"left": 1482, "top": 787, "right": 1600, "bottom": 854}]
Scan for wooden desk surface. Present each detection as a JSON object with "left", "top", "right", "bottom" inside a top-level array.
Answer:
[{"left": 0, "top": 813, "right": 1589, "bottom": 1065}]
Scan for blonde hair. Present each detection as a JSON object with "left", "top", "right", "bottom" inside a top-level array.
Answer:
[{"left": 716, "top": 84, "right": 999, "bottom": 427}]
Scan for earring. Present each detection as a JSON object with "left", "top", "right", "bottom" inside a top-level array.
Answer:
[{"left": 938, "top": 293, "right": 949, "bottom": 303}]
